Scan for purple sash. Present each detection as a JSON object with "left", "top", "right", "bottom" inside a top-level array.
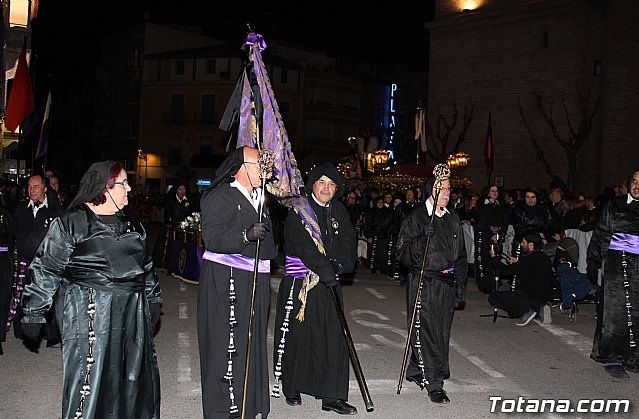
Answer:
[
  {"left": 609, "top": 233, "right": 639, "bottom": 255},
  {"left": 285, "top": 255, "right": 308, "bottom": 278},
  {"left": 202, "top": 250, "right": 270, "bottom": 273}
]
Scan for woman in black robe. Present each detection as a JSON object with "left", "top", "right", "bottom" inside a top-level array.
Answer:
[{"left": 20, "top": 161, "right": 162, "bottom": 419}]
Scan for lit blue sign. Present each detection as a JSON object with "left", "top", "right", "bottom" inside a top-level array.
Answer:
[
  {"left": 196, "top": 178, "right": 212, "bottom": 186},
  {"left": 388, "top": 83, "right": 397, "bottom": 159}
]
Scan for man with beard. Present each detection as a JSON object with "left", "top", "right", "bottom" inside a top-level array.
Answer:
[
  {"left": 395, "top": 176, "right": 467, "bottom": 404},
  {"left": 197, "top": 146, "right": 277, "bottom": 419},
  {"left": 273, "top": 162, "right": 357, "bottom": 415},
  {"left": 488, "top": 234, "right": 555, "bottom": 326},
  {"left": 587, "top": 169, "right": 639, "bottom": 379}
]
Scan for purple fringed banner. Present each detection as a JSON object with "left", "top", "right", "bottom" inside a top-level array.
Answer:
[{"left": 237, "top": 32, "right": 325, "bottom": 320}]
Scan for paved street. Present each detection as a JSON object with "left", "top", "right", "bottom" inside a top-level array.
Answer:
[{"left": 1, "top": 260, "right": 637, "bottom": 418}]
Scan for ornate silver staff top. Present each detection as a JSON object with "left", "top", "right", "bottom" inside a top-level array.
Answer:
[
  {"left": 432, "top": 163, "right": 451, "bottom": 192},
  {"left": 258, "top": 149, "right": 275, "bottom": 181}
]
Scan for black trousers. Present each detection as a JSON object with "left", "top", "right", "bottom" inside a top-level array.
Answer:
[
  {"left": 488, "top": 290, "right": 540, "bottom": 318},
  {"left": 406, "top": 273, "right": 456, "bottom": 392}
]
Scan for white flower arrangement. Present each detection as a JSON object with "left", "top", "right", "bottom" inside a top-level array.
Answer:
[{"left": 178, "top": 212, "right": 201, "bottom": 231}]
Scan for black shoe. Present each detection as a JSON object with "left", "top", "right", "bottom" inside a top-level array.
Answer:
[
  {"left": 604, "top": 364, "right": 629, "bottom": 379},
  {"left": 22, "top": 338, "right": 40, "bottom": 353},
  {"left": 405, "top": 373, "right": 425, "bottom": 390},
  {"left": 428, "top": 388, "right": 450, "bottom": 404},
  {"left": 285, "top": 394, "right": 301, "bottom": 406},
  {"left": 46, "top": 338, "right": 61, "bottom": 348},
  {"left": 321, "top": 400, "right": 357, "bottom": 415}
]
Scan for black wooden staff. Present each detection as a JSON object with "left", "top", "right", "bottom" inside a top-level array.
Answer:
[
  {"left": 397, "top": 164, "right": 450, "bottom": 395},
  {"left": 329, "top": 286, "right": 374, "bottom": 412}
]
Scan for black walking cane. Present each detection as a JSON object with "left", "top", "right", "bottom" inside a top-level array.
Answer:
[
  {"left": 329, "top": 286, "right": 375, "bottom": 411},
  {"left": 396, "top": 163, "right": 450, "bottom": 395},
  {"left": 241, "top": 149, "right": 274, "bottom": 419}
]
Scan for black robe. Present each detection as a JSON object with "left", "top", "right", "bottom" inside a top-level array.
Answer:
[
  {"left": 475, "top": 200, "right": 509, "bottom": 292},
  {"left": 21, "top": 204, "right": 162, "bottom": 419},
  {"left": 197, "top": 182, "right": 277, "bottom": 419},
  {"left": 587, "top": 196, "right": 639, "bottom": 369},
  {"left": 274, "top": 197, "right": 356, "bottom": 401},
  {"left": 396, "top": 203, "right": 467, "bottom": 392},
  {"left": 0, "top": 207, "right": 13, "bottom": 347}
]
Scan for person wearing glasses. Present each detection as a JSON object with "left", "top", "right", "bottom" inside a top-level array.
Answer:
[
  {"left": 197, "top": 146, "right": 277, "bottom": 419},
  {"left": 20, "top": 161, "right": 162, "bottom": 419},
  {"left": 273, "top": 162, "right": 357, "bottom": 415},
  {"left": 395, "top": 176, "right": 467, "bottom": 404}
]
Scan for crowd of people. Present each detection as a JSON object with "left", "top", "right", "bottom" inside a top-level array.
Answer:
[{"left": 0, "top": 159, "right": 637, "bottom": 418}]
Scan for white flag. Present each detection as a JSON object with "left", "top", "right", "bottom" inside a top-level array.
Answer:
[{"left": 414, "top": 108, "right": 427, "bottom": 152}]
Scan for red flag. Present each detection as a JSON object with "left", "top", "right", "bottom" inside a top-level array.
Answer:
[
  {"left": 5, "top": 42, "right": 35, "bottom": 132},
  {"left": 484, "top": 112, "right": 494, "bottom": 182}
]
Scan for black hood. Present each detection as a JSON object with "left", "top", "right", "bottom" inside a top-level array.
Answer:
[
  {"left": 211, "top": 146, "right": 246, "bottom": 189},
  {"left": 68, "top": 161, "right": 114, "bottom": 208}
]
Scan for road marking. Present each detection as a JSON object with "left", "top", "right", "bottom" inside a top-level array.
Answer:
[
  {"left": 450, "top": 339, "right": 505, "bottom": 378},
  {"left": 179, "top": 303, "right": 189, "bottom": 319},
  {"left": 177, "top": 332, "right": 191, "bottom": 383},
  {"left": 365, "top": 288, "right": 387, "bottom": 299},
  {"left": 535, "top": 321, "right": 592, "bottom": 356},
  {"left": 180, "top": 282, "right": 187, "bottom": 292}
]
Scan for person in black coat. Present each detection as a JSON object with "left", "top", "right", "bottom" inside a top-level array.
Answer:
[
  {"left": 587, "top": 169, "right": 639, "bottom": 379},
  {"left": 197, "top": 147, "right": 277, "bottom": 419},
  {"left": 488, "top": 234, "right": 555, "bottom": 326},
  {"left": 153, "top": 183, "right": 194, "bottom": 270},
  {"left": 474, "top": 185, "right": 509, "bottom": 293},
  {"left": 273, "top": 162, "right": 357, "bottom": 414},
  {"left": 164, "top": 183, "right": 193, "bottom": 225},
  {"left": 364, "top": 197, "right": 392, "bottom": 274},
  {"left": 512, "top": 187, "right": 555, "bottom": 250},
  {"left": 10, "top": 174, "right": 63, "bottom": 347},
  {"left": 396, "top": 176, "right": 467, "bottom": 404},
  {"left": 0, "top": 201, "right": 13, "bottom": 355}
]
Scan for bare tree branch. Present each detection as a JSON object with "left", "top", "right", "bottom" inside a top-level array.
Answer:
[
  {"left": 424, "top": 102, "right": 473, "bottom": 164},
  {"left": 517, "top": 96, "right": 568, "bottom": 191},
  {"left": 519, "top": 87, "right": 599, "bottom": 191}
]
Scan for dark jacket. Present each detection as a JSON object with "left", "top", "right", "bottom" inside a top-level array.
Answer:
[
  {"left": 396, "top": 203, "right": 467, "bottom": 297},
  {"left": 494, "top": 250, "right": 554, "bottom": 307}
]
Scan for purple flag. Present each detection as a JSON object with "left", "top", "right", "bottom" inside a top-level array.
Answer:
[{"left": 237, "top": 33, "right": 325, "bottom": 321}]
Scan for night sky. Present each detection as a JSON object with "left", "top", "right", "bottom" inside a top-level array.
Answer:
[{"left": 32, "top": 0, "right": 434, "bottom": 99}]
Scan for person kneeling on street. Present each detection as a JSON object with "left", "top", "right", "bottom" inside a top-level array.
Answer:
[{"left": 488, "top": 234, "right": 554, "bottom": 326}]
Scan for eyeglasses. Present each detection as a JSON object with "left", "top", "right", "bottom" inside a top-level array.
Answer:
[{"left": 114, "top": 179, "right": 129, "bottom": 187}]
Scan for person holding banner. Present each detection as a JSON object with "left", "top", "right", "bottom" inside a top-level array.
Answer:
[
  {"left": 273, "top": 162, "right": 357, "bottom": 415},
  {"left": 197, "top": 146, "right": 277, "bottom": 419}
]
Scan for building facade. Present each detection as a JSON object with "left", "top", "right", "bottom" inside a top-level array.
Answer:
[{"left": 426, "top": 0, "right": 638, "bottom": 194}]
